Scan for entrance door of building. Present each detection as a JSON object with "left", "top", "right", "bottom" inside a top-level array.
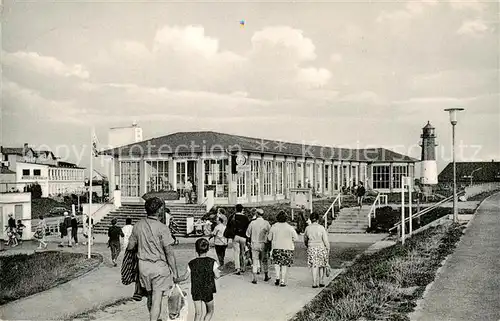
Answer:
[
  {"left": 175, "top": 160, "right": 198, "bottom": 201},
  {"left": 236, "top": 172, "right": 246, "bottom": 202}
]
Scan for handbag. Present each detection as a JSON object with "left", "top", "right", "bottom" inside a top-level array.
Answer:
[
  {"left": 325, "top": 263, "right": 332, "bottom": 277},
  {"left": 34, "top": 230, "right": 42, "bottom": 239},
  {"left": 121, "top": 249, "right": 138, "bottom": 285}
]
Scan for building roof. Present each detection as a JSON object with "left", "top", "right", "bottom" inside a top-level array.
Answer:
[
  {"left": 423, "top": 121, "right": 434, "bottom": 129},
  {"left": 438, "top": 161, "right": 500, "bottom": 182},
  {"left": 1, "top": 147, "right": 24, "bottom": 155},
  {"left": 50, "top": 161, "right": 85, "bottom": 169},
  {"left": 0, "top": 167, "right": 16, "bottom": 174},
  {"left": 102, "top": 131, "right": 418, "bottom": 163}
]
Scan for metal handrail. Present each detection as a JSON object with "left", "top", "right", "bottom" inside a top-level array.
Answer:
[
  {"left": 388, "top": 189, "right": 466, "bottom": 232},
  {"left": 367, "top": 192, "right": 383, "bottom": 228},
  {"left": 323, "top": 193, "right": 342, "bottom": 229}
]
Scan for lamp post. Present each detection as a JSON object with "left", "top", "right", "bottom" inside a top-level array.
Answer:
[
  {"left": 444, "top": 108, "right": 464, "bottom": 223},
  {"left": 469, "top": 167, "right": 482, "bottom": 187}
]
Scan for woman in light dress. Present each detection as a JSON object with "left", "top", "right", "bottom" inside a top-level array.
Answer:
[
  {"left": 36, "top": 215, "right": 48, "bottom": 250},
  {"left": 303, "top": 212, "right": 330, "bottom": 288}
]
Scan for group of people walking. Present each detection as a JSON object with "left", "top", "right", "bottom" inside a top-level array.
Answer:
[
  {"left": 4, "top": 214, "right": 26, "bottom": 247},
  {"left": 221, "top": 204, "right": 331, "bottom": 288}
]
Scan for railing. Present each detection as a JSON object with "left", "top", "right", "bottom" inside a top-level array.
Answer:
[
  {"left": 323, "top": 193, "right": 342, "bottom": 229},
  {"left": 388, "top": 190, "right": 466, "bottom": 234},
  {"left": 0, "top": 182, "right": 28, "bottom": 193},
  {"left": 367, "top": 192, "right": 386, "bottom": 228}
]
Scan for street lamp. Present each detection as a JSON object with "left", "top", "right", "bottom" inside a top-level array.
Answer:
[
  {"left": 444, "top": 107, "right": 464, "bottom": 223},
  {"left": 469, "top": 167, "right": 482, "bottom": 186}
]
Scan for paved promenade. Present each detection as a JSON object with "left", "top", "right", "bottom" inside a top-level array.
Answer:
[
  {"left": 411, "top": 192, "right": 500, "bottom": 321},
  {"left": 0, "top": 233, "right": 386, "bottom": 321}
]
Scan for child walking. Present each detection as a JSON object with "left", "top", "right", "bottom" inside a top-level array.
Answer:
[
  {"left": 209, "top": 217, "right": 227, "bottom": 267},
  {"left": 177, "top": 238, "right": 220, "bottom": 321}
]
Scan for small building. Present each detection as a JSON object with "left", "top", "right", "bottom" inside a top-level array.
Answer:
[
  {"left": 438, "top": 161, "right": 500, "bottom": 185},
  {"left": 102, "top": 131, "right": 418, "bottom": 205},
  {"left": 0, "top": 144, "right": 85, "bottom": 197},
  {"left": 0, "top": 191, "right": 32, "bottom": 240}
]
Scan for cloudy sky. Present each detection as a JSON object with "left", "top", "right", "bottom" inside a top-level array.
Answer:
[{"left": 2, "top": 0, "right": 499, "bottom": 175}]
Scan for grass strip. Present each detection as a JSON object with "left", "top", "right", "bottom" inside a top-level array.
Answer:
[
  {"left": 291, "top": 222, "right": 466, "bottom": 321},
  {"left": 0, "top": 251, "right": 102, "bottom": 305}
]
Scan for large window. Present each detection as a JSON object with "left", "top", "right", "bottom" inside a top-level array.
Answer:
[
  {"left": 305, "top": 163, "right": 313, "bottom": 188},
  {"left": 324, "top": 164, "right": 330, "bottom": 191},
  {"left": 286, "top": 162, "right": 295, "bottom": 191},
  {"left": 342, "top": 165, "right": 349, "bottom": 188},
  {"left": 237, "top": 172, "right": 246, "bottom": 198},
  {"left": 250, "top": 159, "right": 260, "bottom": 196},
  {"left": 392, "top": 165, "right": 408, "bottom": 189},
  {"left": 15, "top": 204, "right": 23, "bottom": 221},
  {"left": 334, "top": 165, "right": 339, "bottom": 190},
  {"left": 145, "top": 160, "right": 170, "bottom": 192},
  {"left": 120, "top": 161, "right": 141, "bottom": 197},
  {"left": 275, "top": 162, "right": 284, "bottom": 195},
  {"left": 263, "top": 161, "right": 273, "bottom": 196},
  {"left": 296, "top": 163, "right": 303, "bottom": 188},
  {"left": 372, "top": 165, "right": 390, "bottom": 189},
  {"left": 204, "top": 159, "right": 228, "bottom": 198},
  {"left": 316, "top": 164, "right": 322, "bottom": 192},
  {"left": 176, "top": 162, "right": 186, "bottom": 192}
]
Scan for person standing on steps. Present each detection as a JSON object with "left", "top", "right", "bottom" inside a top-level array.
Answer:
[
  {"left": 246, "top": 208, "right": 271, "bottom": 284},
  {"left": 357, "top": 181, "right": 366, "bottom": 209}
]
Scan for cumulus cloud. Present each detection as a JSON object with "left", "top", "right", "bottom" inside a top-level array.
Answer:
[
  {"left": 449, "top": 0, "right": 485, "bottom": 12},
  {"left": 3, "top": 79, "right": 85, "bottom": 124},
  {"left": 2, "top": 51, "right": 89, "bottom": 79},
  {"left": 457, "top": 20, "right": 489, "bottom": 35},
  {"left": 87, "top": 24, "right": 329, "bottom": 99},
  {"left": 377, "top": 0, "right": 438, "bottom": 23},
  {"left": 250, "top": 26, "right": 316, "bottom": 61}
]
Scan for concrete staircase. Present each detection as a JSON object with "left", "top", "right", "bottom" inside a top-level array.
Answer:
[
  {"left": 328, "top": 207, "right": 370, "bottom": 233},
  {"left": 92, "top": 203, "right": 207, "bottom": 236}
]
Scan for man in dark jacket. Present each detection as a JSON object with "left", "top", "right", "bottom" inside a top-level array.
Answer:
[{"left": 227, "top": 204, "right": 250, "bottom": 275}]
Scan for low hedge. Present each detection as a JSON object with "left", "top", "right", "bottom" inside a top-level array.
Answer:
[
  {"left": 367, "top": 206, "right": 476, "bottom": 234},
  {"left": 207, "top": 199, "right": 340, "bottom": 227}
]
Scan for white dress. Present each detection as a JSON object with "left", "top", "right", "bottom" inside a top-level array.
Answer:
[{"left": 122, "top": 225, "right": 134, "bottom": 249}]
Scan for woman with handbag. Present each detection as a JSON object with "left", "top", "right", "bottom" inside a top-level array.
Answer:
[
  {"left": 303, "top": 212, "right": 330, "bottom": 288},
  {"left": 36, "top": 215, "right": 48, "bottom": 250}
]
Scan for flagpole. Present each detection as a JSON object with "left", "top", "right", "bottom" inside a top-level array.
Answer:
[{"left": 88, "top": 127, "right": 94, "bottom": 259}]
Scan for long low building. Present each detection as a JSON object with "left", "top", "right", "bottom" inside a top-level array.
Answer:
[{"left": 102, "top": 131, "right": 418, "bottom": 205}]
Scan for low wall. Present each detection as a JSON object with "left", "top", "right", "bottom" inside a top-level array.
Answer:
[
  {"left": 465, "top": 182, "right": 500, "bottom": 198},
  {"left": 82, "top": 203, "right": 114, "bottom": 224}
]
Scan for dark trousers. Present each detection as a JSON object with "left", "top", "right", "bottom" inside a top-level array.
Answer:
[
  {"left": 72, "top": 227, "right": 78, "bottom": 243},
  {"left": 214, "top": 245, "right": 227, "bottom": 266},
  {"left": 109, "top": 241, "right": 121, "bottom": 261}
]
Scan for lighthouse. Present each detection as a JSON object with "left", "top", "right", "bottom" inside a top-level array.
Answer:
[{"left": 419, "top": 121, "right": 438, "bottom": 185}]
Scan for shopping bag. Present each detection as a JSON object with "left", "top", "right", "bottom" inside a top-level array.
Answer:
[
  {"left": 166, "top": 284, "right": 188, "bottom": 321},
  {"left": 325, "top": 263, "right": 332, "bottom": 277}
]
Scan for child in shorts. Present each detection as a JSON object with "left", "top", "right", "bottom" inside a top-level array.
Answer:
[{"left": 177, "top": 238, "right": 220, "bottom": 321}]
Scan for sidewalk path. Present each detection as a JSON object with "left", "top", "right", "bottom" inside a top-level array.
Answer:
[
  {"left": 0, "top": 233, "right": 385, "bottom": 321},
  {"left": 411, "top": 192, "right": 500, "bottom": 321}
]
